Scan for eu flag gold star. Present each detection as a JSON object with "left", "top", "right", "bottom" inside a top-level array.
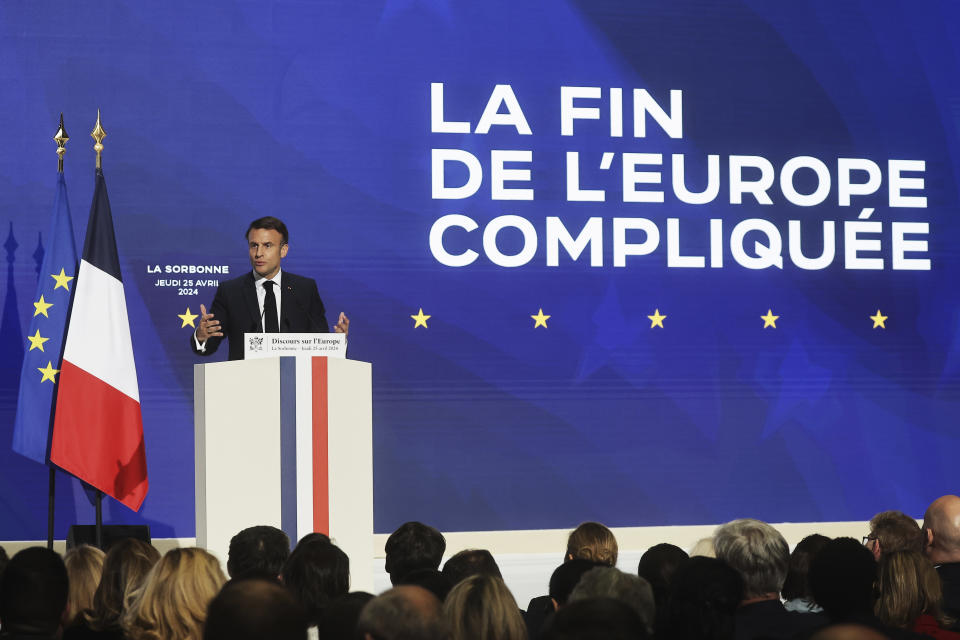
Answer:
[
  {"left": 531, "top": 308, "right": 550, "bottom": 328},
  {"left": 33, "top": 295, "right": 54, "bottom": 317},
  {"left": 411, "top": 308, "right": 431, "bottom": 329},
  {"left": 178, "top": 307, "right": 199, "bottom": 328},
  {"left": 870, "top": 309, "right": 888, "bottom": 329},
  {"left": 51, "top": 268, "right": 74, "bottom": 291},
  {"left": 648, "top": 309, "right": 666, "bottom": 328},
  {"left": 761, "top": 309, "right": 779, "bottom": 329},
  {"left": 38, "top": 361, "right": 60, "bottom": 383},
  {"left": 27, "top": 329, "right": 49, "bottom": 352}
]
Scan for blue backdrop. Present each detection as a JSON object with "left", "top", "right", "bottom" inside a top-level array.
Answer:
[{"left": 1, "top": 1, "right": 958, "bottom": 538}]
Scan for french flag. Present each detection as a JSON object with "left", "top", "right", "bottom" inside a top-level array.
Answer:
[{"left": 50, "top": 168, "right": 148, "bottom": 511}]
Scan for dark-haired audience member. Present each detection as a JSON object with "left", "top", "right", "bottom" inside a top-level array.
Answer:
[
  {"left": 714, "top": 519, "right": 825, "bottom": 640},
  {"left": 281, "top": 536, "right": 349, "bottom": 630},
  {"left": 63, "top": 545, "right": 105, "bottom": 629},
  {"left": 0, "top": 547, "right": 69, "bottom": 640},
  {"left": 566, "top": 522, "right": 618, "bottom": 566},
  {"left": 384, "top": 522, "right": 446, "bottom": 586},
  {"left": 357, "top": 585, "right": 444, "bottom": 640},
  {"left": 227, "top": 525, "right": 290, "bottom": 581},
  {"left": 317, "top": 592, "right": 374, "bottom": 640},
  {"left": 541, "top": 597, "right": 648, "bottom": 640},
  {"left": 924, "top": 495, "right": 960, "bottom": 629},
  {"left": 808, "top": 536, "right": 928, "bottom": 640},
  {"left": 442, "top": 549, "right": 502, "bottom": 586},
  {"left": 398, "top": 568, "right": 454, "bottom": 603},
  {"left": 569, "top": 567, "right": 655, "bottom": 636},
  {"left": 525, "top": 559, "right": 604, "bottom": 639},
  {"left": 867, "top": 511, "right": 924, "bottom": 561},
  {"left": 64, "top": 538, "right": 160, "bottom": 640},
  {"left": 782, "top": 534, "right": 830, "bottom": 613},
  {"left": 876, "top": 550, "right": 960, "bottom": 640},
  {"left": 204, "top": 578, "right": 308, "bottom": 640},
  {"left": 443, "top": 574, "right": 526, "bottom": 640},
  {"left": 664, "top": 556, "right": 743, "bottom": 640},
  {"left": 637, "top": 542, "right": 688, "bottom": 632}
]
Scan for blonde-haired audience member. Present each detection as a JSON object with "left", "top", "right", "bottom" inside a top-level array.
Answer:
[
  {"left": 875, "top": 550, "right": 959, "bottom": 639},
  {"left": 690, "top": 537, "right": 716, "bottom": 558},
  {"left": 443, "top": 574, "right": 526, "bottom": 640},
  {"left": 64, "top": 545, "right": 106, "bottom": 628},
  {"left": 566, "top": 522, "right": 618, "bottom": 566},
  {"left": 123, "top": 547, "right": 226, "bottom": 640}
]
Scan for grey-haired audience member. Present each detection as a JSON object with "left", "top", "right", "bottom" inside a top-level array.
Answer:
[
  {"left": 384, "top": 522, "right": 446, "bottom": 586},
  {"left": 568, "top": 566, "right": 655, "bottom": 635},
  {"left": 227, "top": 525, "right": 290, "bottom": 580},
  {"left": 866, "top": 510, "right": 924, "bottom": 560},
  {"left": 357, "top": 585, "right": 444, "bottom": 640}
]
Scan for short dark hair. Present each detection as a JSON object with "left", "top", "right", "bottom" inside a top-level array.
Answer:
[
  {"left": 0, "top": 547, "right": 69, "bottom": 635},
  {"left": 637, "top": 543, "right": 689, "bottom": 605},
  {"left": 808, "top": 537, "right": 877, "bottom": 620},
  {"left": 782, "top": 534, "right": 831, "bottom": 601},
  {"left": 549, "top": 558, "right": 604, "bottom": 606},
  {"left": 246, "top": 216, "right": 289, "bottom": 244},
  {"left": 204, "top": 578, "right": 308, "bottom": 640},
  {"left": 542, "top": 597, "right": 649, "bottom": 640},
  {"left": 227, "top": 526, "right": 290, "bottom": 580},
  {"left": 384, "top": 522, "right": 446, "bottom": 586},
  {"left": 318, "top": 591, "right": 375, "bottom": 640},
  {"left": 442, "top": 549, "right": 502, "bottom": 586},
  {"left": 870, "top": 511, "right": 924, "bottom": 556},
  {"left": 281, "top": 537, "right": 350, "bottom": 625},
  {"left": 398, "top": 568, "right": 453, "bottom": 603},
  {"left": 665, "top": 556, "right": 743, "bottom": 640}
]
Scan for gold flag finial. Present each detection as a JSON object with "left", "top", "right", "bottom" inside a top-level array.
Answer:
[
  {"left": 54, "top": 113, "right": 69, "bottom": 173},
  {"left": 91, "top": 109, "right": 106, "bottom": 169}
]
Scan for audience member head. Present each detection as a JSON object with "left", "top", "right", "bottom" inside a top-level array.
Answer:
[
  {"left": 713, "top": 518, "right": 789, "bottom": 600},
  {"left": 398, "top": 568, "right": 453, "bottom": 603},
  {"left": 63, "top": 544, "right": 105, "bottom": 626},
  {"left": 227, "top": 525, "right": 290, "bottom": 580},
  {"left": 566, "top": 522, "right": 618, "bottom": 566},
  {"left": 637, "top": 543, "right": 688, "bottom": 608},
  {"left": 808, "top": 537, "right": 877, "bottom": 620},
  {"left": 549, "top": 558, "right": 604, "bottom": 608},
  {"left": 0, "top": 545, "right": 9, "bottom": 584},
  {"left": 689, "top": 537, "right": 716, "bottom": 558},
  {"left": 809, "top": 623, "right": 890, "bottom": 640},
  {"left": 0, "top": 547, "right": 69, "bottom": 636},
  {"left": 664, "top": 556, "right": 743, "bottom": 640},
  {"left": 356, "top": 585, "right": 443, "bottom": 640},
  {"left": 124, "top": 547, "right": 226, "bottom": 640},
  {"left": 867, "top": 511, "right": 923, "bottom": 560},
  {"left": 875, "top": 549, "right": 949, "bottom": 629},
  {"left": 541, "top": 597, "right": 648, "bottom": 640},
  {"left": 922, "top": 495, "right": 960, "bottom": 564},
  {"left": 442, "top": 549, "right": 502, "bottom": 587},
  {"left": 281, "top": 537, "right": 350, "bottom": 626},
  {"left": 85, "top": 537, "right": 160, "bottom": 631},
  {"left": 442, "top": 574, "right": 526, "bottom": 640},
  {"left": 781, "top": 534, "right": 831, "bottom": 603},
  {"left": 204, "top": 577, "right": 308, "bottom": 640},
  {"left": 568, "top": 567, "right": 655, "bottom": 636},
  {"left": 318, "top": 592, "right": 374, "bottom": 640},
  {"left": 384, "top": 522, "right": 446, "bottom": 586}
]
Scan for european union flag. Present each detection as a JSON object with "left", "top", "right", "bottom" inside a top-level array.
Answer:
[{"left": 12, "top": 173, "right": 77, "bottom": 464}]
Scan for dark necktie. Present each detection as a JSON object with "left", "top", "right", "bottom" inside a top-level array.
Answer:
[{"left": 263, "top": 280, "right": 280, "bottom": 333}]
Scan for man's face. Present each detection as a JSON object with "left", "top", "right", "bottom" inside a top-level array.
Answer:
[{"left": 248, "top": 227, "right": 288, "bottom": 279}]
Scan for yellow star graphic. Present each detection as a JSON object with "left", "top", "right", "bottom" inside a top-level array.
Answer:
[
  {"left": 648, "top": 308, "right": 666, "bottom": 328},
  {"left": 50, "top": 268, "right": 74, "bottom": 291},
  {"left": 531, "top": 308, "right": 550, "bottom": 328},
  {"left": 37, "top": 361, "right": 60, "bottom": 383},
  {"left": 761, "top": 309, "right": 779, "bottom": 329},
  {"left": 178, "top": 307, "right": 199, "bottom": 328},
  {"left": 870, "top": 309, "right": 888, "bottom": 329},
  {"left": 33, "top": 295, "right": 54, "bottom": 317},
  {"left": 27, "top": 329, "right": 49, "bottom": 352},
  {"left": 411, "top": 308, "right": 431, "bottom": 329}
]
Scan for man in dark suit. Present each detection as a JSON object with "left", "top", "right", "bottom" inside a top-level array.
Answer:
[{"left": 192, "top": 216, "right": 349, "bottom": 360}]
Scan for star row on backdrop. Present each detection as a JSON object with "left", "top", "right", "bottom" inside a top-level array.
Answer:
[
  {"left": 26, "top": 268, "right": 74, "bottom": 384},
  {"left": 173, "top": 307, "right": 890, "bottom": 331}
]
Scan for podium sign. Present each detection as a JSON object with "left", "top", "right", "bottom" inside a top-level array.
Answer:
[{"left": 244, "top": 332, "right": 346, "bottom": 359}]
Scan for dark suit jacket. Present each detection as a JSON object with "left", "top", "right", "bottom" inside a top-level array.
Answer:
[{"left": 190, "top": 271, "right": 329, "bottom": 361}]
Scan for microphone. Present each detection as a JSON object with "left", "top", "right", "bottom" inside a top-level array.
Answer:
[{"left": 285, "top": 284, "right": 328, "bottom": 333}]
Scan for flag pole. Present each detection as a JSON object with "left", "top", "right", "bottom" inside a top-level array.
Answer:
[
  {"left": 47, "top": 114, "right": 70, "bottom": 550},
  {"left": 91, "top": 111, "right": 105, "bottom": 549}
]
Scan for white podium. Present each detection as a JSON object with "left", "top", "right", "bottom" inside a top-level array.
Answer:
[{"left": 194, "top": 356, "right": 373, "bottom": 591}]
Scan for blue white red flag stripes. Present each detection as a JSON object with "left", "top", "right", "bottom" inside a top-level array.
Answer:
[
  {"left": 50, "top": 168, "right": 148, "bottom": 511},
  {"left": 13, "top": 173, "right": 77, "bottom": 464}
]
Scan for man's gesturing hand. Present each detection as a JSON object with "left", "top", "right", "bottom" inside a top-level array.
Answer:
[{"left": 196, "top": 304, "right": 223, "bottom": 342}]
